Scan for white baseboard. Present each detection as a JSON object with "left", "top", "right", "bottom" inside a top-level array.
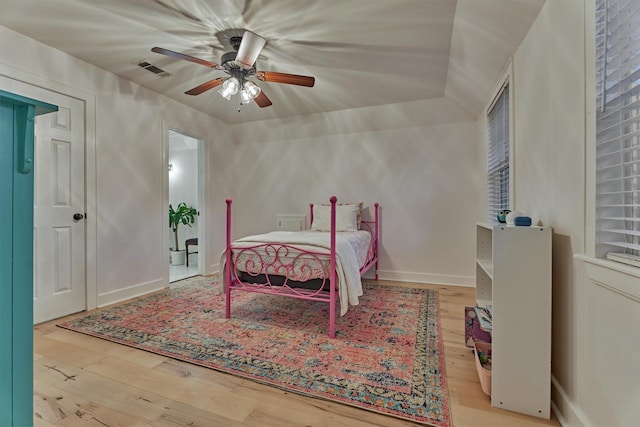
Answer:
[
  {"left": 208, "top": 263, "right": 220, "bottom": 277},
  {"left": 97, "top": 278, "right": 166, "bottom": 307},
  {"left": 551, "top": 374, "right": 591, "bottom": 427},
  {"left": 377, "top": 269, "right": 475, "bottom": 287}
]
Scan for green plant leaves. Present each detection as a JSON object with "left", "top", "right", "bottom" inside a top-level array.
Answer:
[{"left": 169, "top": 202, "right": 197, "bottom": 251}]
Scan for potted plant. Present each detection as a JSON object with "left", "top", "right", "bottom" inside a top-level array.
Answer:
[{"left": 169, "top": 202, "right": 198, "bottom": 265}]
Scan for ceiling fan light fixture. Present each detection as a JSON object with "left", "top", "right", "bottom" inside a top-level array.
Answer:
[
  {"left": 239, "top": 88, "right": 253, "bottom": 104},
  {"left": 240, "top": 81, "right": 261, "bottom": 104},
  {"left": 244, "top": 81, "right": 261, "bottom": 98},
  {"left": 218, "top": 76, "right": 240, "bottom": 99},
  {"left": 218, "top": 86, "right": 234, "bottom": 100},
  {"left": 223, "top": 76, "right": 240, "bottom": 93}
]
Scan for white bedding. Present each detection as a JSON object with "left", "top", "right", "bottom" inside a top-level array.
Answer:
[{"left": 223, "top": 230, "right": 371, "bottom": 315}]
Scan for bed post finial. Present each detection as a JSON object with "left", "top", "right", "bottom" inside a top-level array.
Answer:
[
  {"left": 330, "top": 196, "right": 337, "bottom": 204},
  {"left": 226, "top": 199, "right": 233, "bottom": 246}
]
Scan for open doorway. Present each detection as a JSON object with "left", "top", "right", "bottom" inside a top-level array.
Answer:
[{"left": 168, "top": 130, "right": 202, "bottom": 283}]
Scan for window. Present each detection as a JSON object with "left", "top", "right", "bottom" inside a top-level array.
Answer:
[
  {"left": 487, "top": 83, "right": 510, "bottom": 223},
  {"left": 595, "top": 0, "right": 640, "bottom": 263}
]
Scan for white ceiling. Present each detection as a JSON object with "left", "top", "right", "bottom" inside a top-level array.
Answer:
[{"left": 0, "top": 0, "right": 545, "bottom": 124}]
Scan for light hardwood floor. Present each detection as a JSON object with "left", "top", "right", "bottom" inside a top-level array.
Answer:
[{"left": 33, "top": 278, "right": 562, "bottom": 427}]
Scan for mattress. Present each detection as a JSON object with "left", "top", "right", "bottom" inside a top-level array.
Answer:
[{"left": 230, "top": 230, "right": 371, "bottom": 279}]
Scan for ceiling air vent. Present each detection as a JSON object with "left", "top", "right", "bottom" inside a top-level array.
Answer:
[{"left": 137, "top": 60, "right": 171, "bottom": 77}]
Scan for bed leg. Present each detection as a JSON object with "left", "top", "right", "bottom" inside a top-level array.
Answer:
[
  {"left": 329, "top": 196, "right": 337, "bottom": 339},
  {"left": 329, "top": 296, "right": 336, "bottom": 338},
  {"left": 225, "top": 198, "right": 232, "bottom": 319},
  {"left": 374, "top": 202, "right": 379, "bottom": 281}
]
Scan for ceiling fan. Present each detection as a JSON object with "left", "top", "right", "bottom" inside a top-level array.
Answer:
[{"left": 151, "top": 31, "right": 315, "bottom": 109}]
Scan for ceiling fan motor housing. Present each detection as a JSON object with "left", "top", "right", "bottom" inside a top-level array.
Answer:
[
  {"left": 229, "top": 36, "right": 243, "bottom": 51},
  {"left": 221, "top": 51, "right": 256, "bottom": 76},
  {"left": 221, "top": 51, "right": 238, "bottom": 65}
]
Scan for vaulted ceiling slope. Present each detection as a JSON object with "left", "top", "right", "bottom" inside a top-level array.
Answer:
[{"left": 0, "top": 0, "right": 545, "bottom": 124}]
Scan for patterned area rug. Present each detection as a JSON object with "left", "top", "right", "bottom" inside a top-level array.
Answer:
[{"left": 59, "top": 279, "right": 451, "bottom": 426}]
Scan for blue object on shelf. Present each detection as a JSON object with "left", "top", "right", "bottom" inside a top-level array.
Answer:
[
  {"left": 496, "top": 209, "right": 511, "bottom": 223},
  {"left": 514, "top": 216, "right": 532, "bottom": 226}
]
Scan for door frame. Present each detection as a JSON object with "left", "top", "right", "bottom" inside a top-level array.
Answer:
[
  {"left": 163, "top": 122, "right": 206, "bottom": 282},
  {"left": 0, "top": 90, "right": 57, "bottom": 426},
  {"left": 0, "top": 64, "right": 98, "bottom": 311}
]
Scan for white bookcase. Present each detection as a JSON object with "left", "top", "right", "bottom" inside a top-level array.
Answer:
[{"left": 475, "top": 223, "right": 552, "bottom": 418}]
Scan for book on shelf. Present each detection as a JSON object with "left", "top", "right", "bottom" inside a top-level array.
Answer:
[{"left": 475, "top": 305, "right": 493, "bottom": 332}]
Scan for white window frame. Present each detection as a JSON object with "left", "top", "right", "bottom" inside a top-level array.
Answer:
[
  {"left": 486, "top": 62, "right": 515, "bottom": 223},
  {"left": 593, "top": 0, "right": 640, "bottom": 265}
]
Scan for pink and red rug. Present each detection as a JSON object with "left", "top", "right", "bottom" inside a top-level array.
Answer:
[{"left": 59, "top": 279, "right": 451, "bottom": 426}]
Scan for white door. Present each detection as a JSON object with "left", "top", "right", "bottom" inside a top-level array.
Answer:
[{"left": 33, "top": 96, "right": 85, "bottom": 323}]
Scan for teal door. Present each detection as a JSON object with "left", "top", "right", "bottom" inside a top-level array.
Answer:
[{"left": 0, "top": 90, "right": 56, "bottom": 426}]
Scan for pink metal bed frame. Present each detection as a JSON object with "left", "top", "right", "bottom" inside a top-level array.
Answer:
[{"left": 224, "top": 196, "right": 379, "bottom": 338}]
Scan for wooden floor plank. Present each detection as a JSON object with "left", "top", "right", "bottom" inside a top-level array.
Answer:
[{"left": 33, "top": 277, "right": 561, "bottom": 427}]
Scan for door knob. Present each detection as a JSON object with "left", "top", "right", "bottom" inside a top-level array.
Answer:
[{"left": 73, "top": 213, "right": 84, "bottom": 220}]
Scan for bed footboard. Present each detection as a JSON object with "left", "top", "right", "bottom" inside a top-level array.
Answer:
[{"left": 228, "top": 242, "right": 335, "bottom": 295}]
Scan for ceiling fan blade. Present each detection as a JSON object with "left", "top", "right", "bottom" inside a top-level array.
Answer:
[
  {"left": 185, "top": 78, "right": 225, "bottom": 95},
  {"left": 235, "top": 31, "right": 266, "bottom": 69},
  {"left": 151, "top": 47, "right": 222, "bottom": 69},
  {"left": 256, "top": 71, "right": 315, "bottom": 87},
  {"left": 254, "top": 91, "right": 272, "bottom": 108}
]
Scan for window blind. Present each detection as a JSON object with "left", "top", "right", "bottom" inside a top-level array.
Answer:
[
  {"left": 595, "top": 0, "right": 640, "bottom": 260},
  {"left": 487, "top": 84, "right": 510, "bottom": 223}
]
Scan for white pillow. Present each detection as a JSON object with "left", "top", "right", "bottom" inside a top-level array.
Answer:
[{"left": 311, "top": 203, "right": 360, "bottom": 232}]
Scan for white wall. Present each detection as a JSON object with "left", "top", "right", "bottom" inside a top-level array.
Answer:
[
  {"left": 230, "top": 98, "right": 484, "bottom": 286},
  {"left": 0, "top": 25, "right": 235, "bottom": 306},
  {"left": 503, "top": 0, "right": 639, "bottom": 425}
]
